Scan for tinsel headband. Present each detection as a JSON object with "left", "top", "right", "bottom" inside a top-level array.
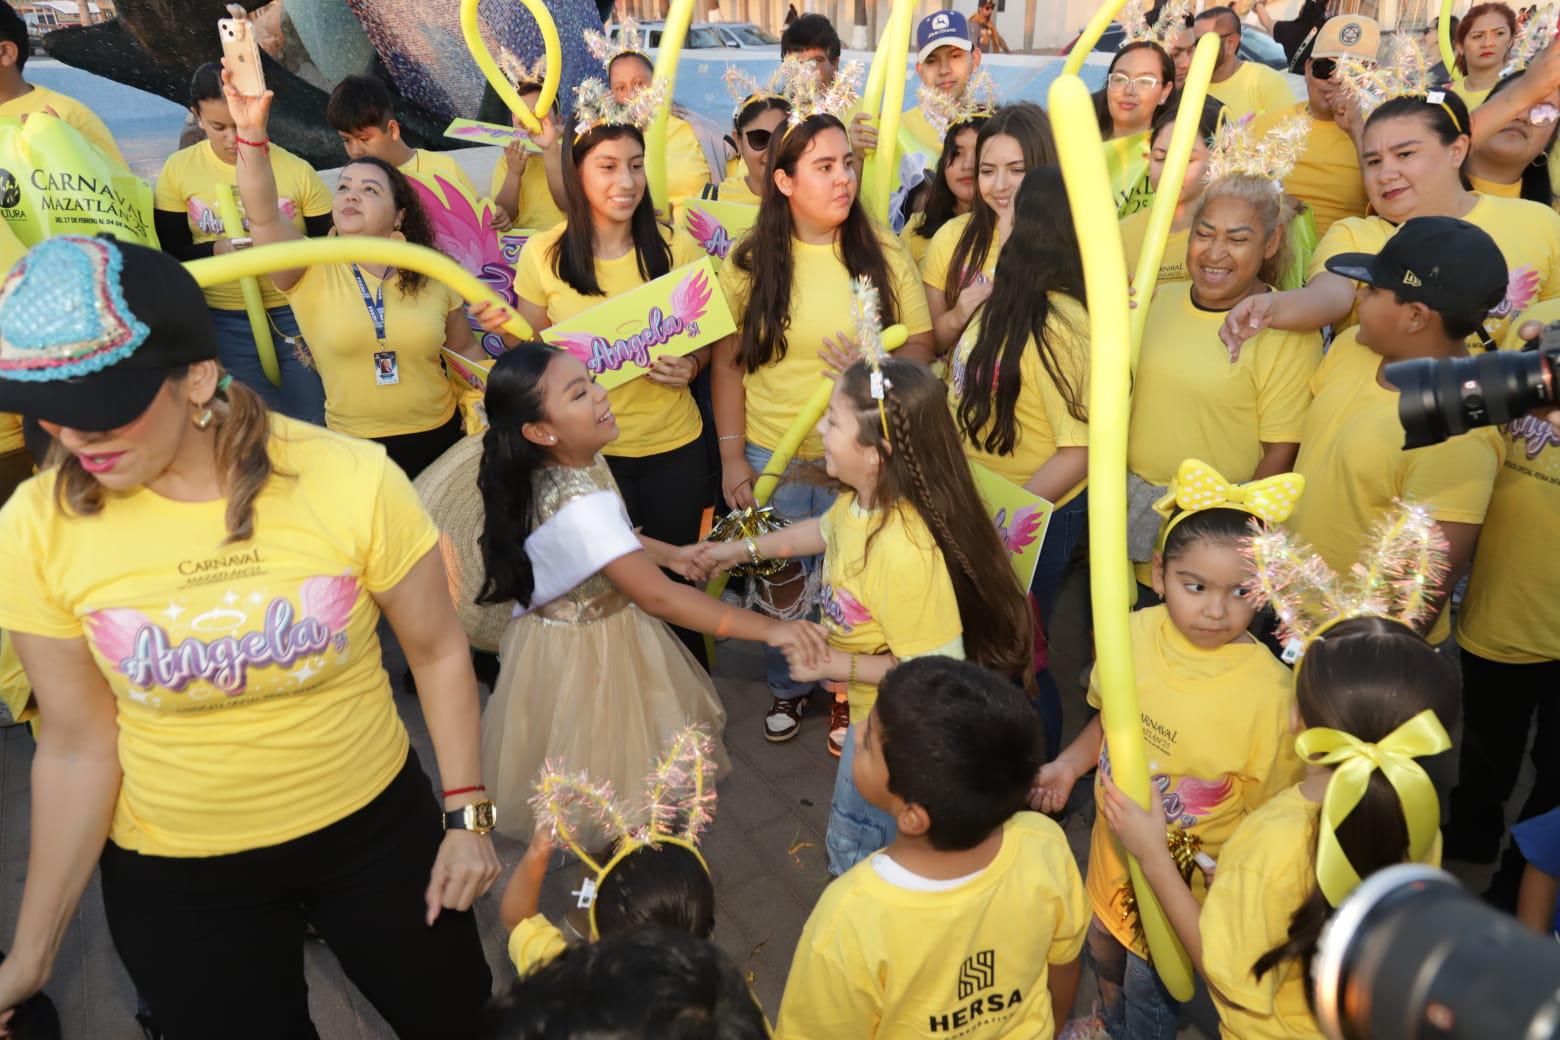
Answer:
[
  {"left": 1120, "top": 0, "right": 1193, "bottom": 48},
  {"left": 917, "top": 68, "right": 1000, "bottom": 136},
  {"left": 776, "top": 55, "right": 863, "bottom": 130},
  {"left": 851, "top": 276, "right": 893, "bottom": 445},
  {"left": 584, "top": 15, "right": 649, "bottom": 68},
  {"left": 724, "top": 65, "right": 788, "bottom": 122},
  {"left": 1503, "top": 4, "right": 1557, "bottom": 75},
  {"left": 1336, "top": 34, "right": 1462, "bottom": 130},
  {"left": 1241, "top": 499, "right": 1450, "bottom": 664},
  {"left": 1201, "top": 111, "right": 1312, "bottom": 189},
  {"left": 572, "top": 75, "right": 667, "bottom": 137},
  {"left": 530, "top": 726, "right": 717, "bottom": 939},
  {"left": 498, "top": 48, "right": 548, "bottom": 91},
  {"left": 1151, "top": 459, "right": 1304, "bottom": 550}
]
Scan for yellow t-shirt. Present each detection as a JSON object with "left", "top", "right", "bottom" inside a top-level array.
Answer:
[
  {"left": 1309, "top": 195, "right": 1560, "bottom": 345},
  {"left": 899, "top": 104, "right": 943, "bottom": 157},
  {"left": 820, "top": 494, "right": 964, "bottom": 723},
  {"left": 490, "top": 149, "right": 566, "bottom": 233},
  {"left": 155, "top": 141, "right": 332, "bottom": 311},
  {"left": 1120, "top": 209, "right": 1190, "bottom": 285},
  {"left": 664, "top": 115, "right": 712, "bottom": 203},
  {"left": 948, "top": 296, "right": 1091, "bottom": 506},
  {"left": 507, "top": 914, "right": 570, "bottom": 977},
  {"left": 400, "top": 147, "right": 480, "bottom": 200},
  {"left": 711, "top": 169, "right": 763, "bottom": 207},
  {"left": 1467, "top": 174, "right": 1521, "bottom": 200},
  {"left": 1252, "top": 103, "right": 1366, "bottom": 238},
  {"left": 1452, "top": 81, "right": 1495, "bottom": 111},
  {"left": 0, "top": 84, "right": 124, "bottom": 167},
  {"left": 1206, "top": 61, "right": 1296, "bottom": 122},
  {"left": 922, "top": 211, "right": 998, "bottom": 295},
  {"left": 282, "top": 263, "right": 463, "bottom": 438},
  {"left": 0, "top": 418, "right": 430, "bottom": 856},
  {"left": 1199, "top": 785, "right": 1323, "bottom": 1040},
  {"left": 0, "top": 629, "right": 31, "bottom": 726},
  {"left": 513, "top": 224, "right": 705, "bottom": 458},
  {"left": 1085, "top": 605, "right": 1303, "bottom": 955},
  {"left": 900, "top": 211, "right": 935, "bottom": 267},
  {"left": 719, "top": 228, "right": 932, "bottom": 458},
  {"left": 1457, "top": 300, "right": 1560, "bottom": 664},
  {"left": 1289, "top": 329, "right": 1503, "bottom": 644},
  {"left": 0, "top": 412, "right": 21, "bottom": 456},
  {"left": 776, "top": 813, "right": 1089, "bottom": 1040}
]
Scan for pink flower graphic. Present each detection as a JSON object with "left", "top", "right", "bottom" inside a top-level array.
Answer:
[{"left": 85, "top": 607, "right": 153, "bottom": 672}]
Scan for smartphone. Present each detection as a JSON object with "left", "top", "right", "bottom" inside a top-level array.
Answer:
[{"left": 218, "top": 10, "right": 266, "bottom": 97}]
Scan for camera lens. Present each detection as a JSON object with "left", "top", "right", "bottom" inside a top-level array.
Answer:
[{"left": 1384, "top": 351, "right": 1554, "bottom": 450}]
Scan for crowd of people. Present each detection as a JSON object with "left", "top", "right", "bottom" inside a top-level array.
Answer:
[{"left": 0, "top": 0, "right": 1557, "bottom": 1038}]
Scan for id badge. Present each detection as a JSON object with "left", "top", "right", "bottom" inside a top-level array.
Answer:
[{"left": 374, "top": 350, "right": 400, "bottom": 386}]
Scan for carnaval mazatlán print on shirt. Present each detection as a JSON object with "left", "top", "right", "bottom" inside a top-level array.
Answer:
[{"left": 84, "top": 569, "right": 361, "bottom": 712}]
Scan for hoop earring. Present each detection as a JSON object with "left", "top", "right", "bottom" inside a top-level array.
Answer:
[
  {"left": 1532, "top": 150, "right": 1549, "bottom": 168},
  {"left": 193, "top": 406, "right": 215, "bottom": 431}
]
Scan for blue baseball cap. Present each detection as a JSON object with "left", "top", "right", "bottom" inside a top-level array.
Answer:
[{"left": 916, "top": 10, "right": 974, "bottom": 63}]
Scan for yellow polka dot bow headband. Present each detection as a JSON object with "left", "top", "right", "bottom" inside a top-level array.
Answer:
[
  {"left": 1151, "top": 458, "right": 1305, "bottom": 549},
  {"left": 1297, "top": 708, "right": 1451, "bottom": 907}
]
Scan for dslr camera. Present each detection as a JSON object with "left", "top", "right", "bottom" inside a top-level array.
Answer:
[{"left": 1383, "top": 321, "right": 1559, "bottom": 448}]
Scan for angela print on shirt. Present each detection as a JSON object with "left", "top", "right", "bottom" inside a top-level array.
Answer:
[{"left": 927, "top": 950, "right": 1025, "bottom": 1036}]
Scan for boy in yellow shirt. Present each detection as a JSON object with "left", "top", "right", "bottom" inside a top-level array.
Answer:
[
  {"left": 325, "top": 74, "right": 492, "bottom": 216},
  {"left": 1291, "top": 216, "right": 1507, "bottom": 645},
  {"left": 776, "top": 658, "right": 1087, "bottom": 1040},
  {"left": 1196, "top": 6, "right": 1296, "bottom": 121},
  {"left": 0, "top": 5, "right": 124, "bottom": 166}
]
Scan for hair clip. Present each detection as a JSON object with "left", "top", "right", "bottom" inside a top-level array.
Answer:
[
  {"left": 530, "top": 726, "right": 717, "bottom": 938},
  {"left": 850, "top": 276, "right": 893, "bottom": 444},
  {"left": 1151, "top": 458, "right": 1304, "bottom": 549},
  {"left": 572, "top": 75, "right": 667, "bottom": 137}
]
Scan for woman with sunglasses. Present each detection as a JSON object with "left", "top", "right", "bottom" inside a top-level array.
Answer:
[
  {"left": 1094, "top": 42, "right": 1177, "bottom": 215},
  {"left": 1464, "top": 70, "right": 1560, "bottom": 208},
  {"left": 1454, "top": 3, "right": 1519, "bottom": 111},
  {"left": 706, "top": 94, "right": 791, "bottom": 205},
  {"left": 714, "top": 112, "right": 934, "bottom": 750},
  {"left": 900, "top": 111, "right": 987, "bottom": 267},
  {"left": 1223, "top": 90, "right": 1560, "bottom": 355},
  {"left": 923, "top": 103, "right": 1058, "bottom": 353},
  {"left": 512, "top": 81, "right": 711, "bottom": 666}
]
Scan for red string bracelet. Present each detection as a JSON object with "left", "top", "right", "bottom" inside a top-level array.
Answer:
[
  {"left": 442, "top": 785, "right": 486, "bottom": 798},
  {"left": 235, "top": 135, "right": 270, "bottom": 153}
]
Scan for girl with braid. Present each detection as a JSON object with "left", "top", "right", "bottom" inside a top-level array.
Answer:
[{"left": 692, "top": 357, "right": 1033, "bottom": 875}]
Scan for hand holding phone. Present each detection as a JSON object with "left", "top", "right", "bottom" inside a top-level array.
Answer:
[{"left": 218, "top": 5, "right": 266, "bottom": 98}]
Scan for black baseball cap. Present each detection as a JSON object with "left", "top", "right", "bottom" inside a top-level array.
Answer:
[
  {"left": 0, "top": 236, "right": 218, "bottom": 431},
  {"left": 1324, "top": 216, "right": 1508, "bottom": 320}
]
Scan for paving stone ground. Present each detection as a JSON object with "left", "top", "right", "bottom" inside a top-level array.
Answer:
[{"left": 0, "top": 567, "right": 1517, "bottom": 1037}]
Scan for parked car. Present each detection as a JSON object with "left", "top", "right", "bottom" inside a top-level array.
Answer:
[
  {"left": 625, "top": 20, "right": 781, "bottom": 49},
  {"left": 1062, "top": 23, "right": 1291, "bottom": 70}
]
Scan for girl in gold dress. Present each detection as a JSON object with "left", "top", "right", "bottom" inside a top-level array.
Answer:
[{"left": 476, "top": 345, "right": 828, "bottom": 842}]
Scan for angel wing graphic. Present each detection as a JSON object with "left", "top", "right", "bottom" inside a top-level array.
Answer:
[
  {"left": 685, "top": 208, "right": 731, "bottom": 260},
  {"left": 547, "top": 331, "right": 600, "bottom": 367},
  {"left": 85, "top": 607, "right": 153, "bottom": 676},
  {"left": 994, "top": 504, "right": 1045, "bottom": 555},
  {"left": 669, "top": 268, "right": 712, "bottom": 325}
]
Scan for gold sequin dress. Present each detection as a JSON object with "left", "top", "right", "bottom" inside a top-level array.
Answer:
[{"left": 481, "top": 457, "right": 730, "bottom": 842}]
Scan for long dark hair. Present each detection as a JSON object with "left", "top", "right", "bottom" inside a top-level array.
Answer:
[
  {"left": 552, "top": 124, "right": 673, "bottom": 296},
  {"left": 942, "top": 103, "right": 1058, "bottom": 308},
  {"left": 914, "top": 116, "right": 988, "bottom": 241},
  {"left": 1251, "top": 617, "right": 1460, "bottom": 988},
  {"left": 1093, "top": 42, "right": 1178, "bottom": 135},
  {"left": 341, "top": 156, "right": 435, "bottom": 296},
  {"left": 1455, "top": 2, "right": 1517, "bottom": 75},
  {"left": 837, "top": 359, "right": 1033, "bottom": 680},
  {"left": 1477, "top": 71, "right": 1559, "bottom": 206},
  {"left": 476, "top": 344, "right": 563, "bottom": 609},
  {"left": 957, "top": 167, "right": 1087, "bottom": 458},
  {"left": 728, "top": 114, "right": 896, "bottom": 372}
]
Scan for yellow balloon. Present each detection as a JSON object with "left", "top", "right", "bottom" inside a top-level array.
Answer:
[
  {"left": 1127, "top": 31, "right": 1220, "bottom": 360},
  {"left": 458, "top": 0, "right": 562, "bottom": 135},
  {"left": 864, "top": 0, "right": 915, "bottom": 226},
  {"left": 216, "top": 182, "right": 280, "bottom": 388},
  {"left": 1062, "top": 0, "right": 1132, "bottom": 77},
  {"left": 1047, "top": 71, "right": 1196, "bottom": 1001},
  {"left": 647, "top": 0, "right": 699, "bottom": 215},
  {"left": 185, "top": 238, "right": 535, "bottom": 341},
  {"left": 1438, "top": 0, "right": 1461, "bottom": 86}
]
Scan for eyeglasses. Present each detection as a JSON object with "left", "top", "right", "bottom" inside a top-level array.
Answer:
[
  {"left": 742, "top": 127, "right": 773, "bottom": 151},
  {"left": 1107, "top": 73, "right": 1163, "bottom": 94},
  {"left": 1310, "top": 57, "right": 1337, "bottom": 80}
]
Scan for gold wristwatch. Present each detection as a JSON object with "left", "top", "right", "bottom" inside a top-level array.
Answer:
[{"left": 443, "top": 800, "right": 498, "bottom": 834}]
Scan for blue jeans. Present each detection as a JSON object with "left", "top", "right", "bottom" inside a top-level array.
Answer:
[
  {"left": 210, "top": 306, "right": 326, "bottom": 426},
  {"left": 826, "top": 722, "right": 897, "bottom": 875},
  {"left": 1085, "top": 916, "right": 1182, "bottom": 1040},
  {"left": 745, "top": 441, "right": 836, "bottom": 701},
  {"left": 1032, "top": 489, "right": 1088, "bottom": 762}
]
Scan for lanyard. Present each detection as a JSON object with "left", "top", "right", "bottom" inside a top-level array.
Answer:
[{"left": 350, "top": 263, "right": 387, "bottom": 343}]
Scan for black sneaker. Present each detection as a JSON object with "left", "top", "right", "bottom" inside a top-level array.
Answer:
[{"left": 764, "top": 694, "right": 811, "bottom": 742}]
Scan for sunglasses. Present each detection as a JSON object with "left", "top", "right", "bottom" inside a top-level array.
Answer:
[
  {"left": 1310, "top": 57, "right": 1337, "bottom": 80},
  {"left": 742, "top": 127, "right": 773, "bottom": 151}
]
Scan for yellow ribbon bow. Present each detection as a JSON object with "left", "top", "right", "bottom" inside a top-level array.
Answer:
[
  {"left": 1152, "top": 459, "right": 1305, "bottom": 548},
  {"left": 1295, "top": 709, "right": 1451, "bottom": 908}
]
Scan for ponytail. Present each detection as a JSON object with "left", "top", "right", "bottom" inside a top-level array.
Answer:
[{"left": 476, "top": 344, "right": 560, "bottom": 608}]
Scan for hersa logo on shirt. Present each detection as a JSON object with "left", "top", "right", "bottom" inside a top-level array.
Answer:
[{"left": 928, "top": 949, "right": 1024, "bottom": 1034}]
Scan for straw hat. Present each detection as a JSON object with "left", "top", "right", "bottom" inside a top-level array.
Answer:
[{"left": 413, "top": 433, "right": 513, "bottom": 654}]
